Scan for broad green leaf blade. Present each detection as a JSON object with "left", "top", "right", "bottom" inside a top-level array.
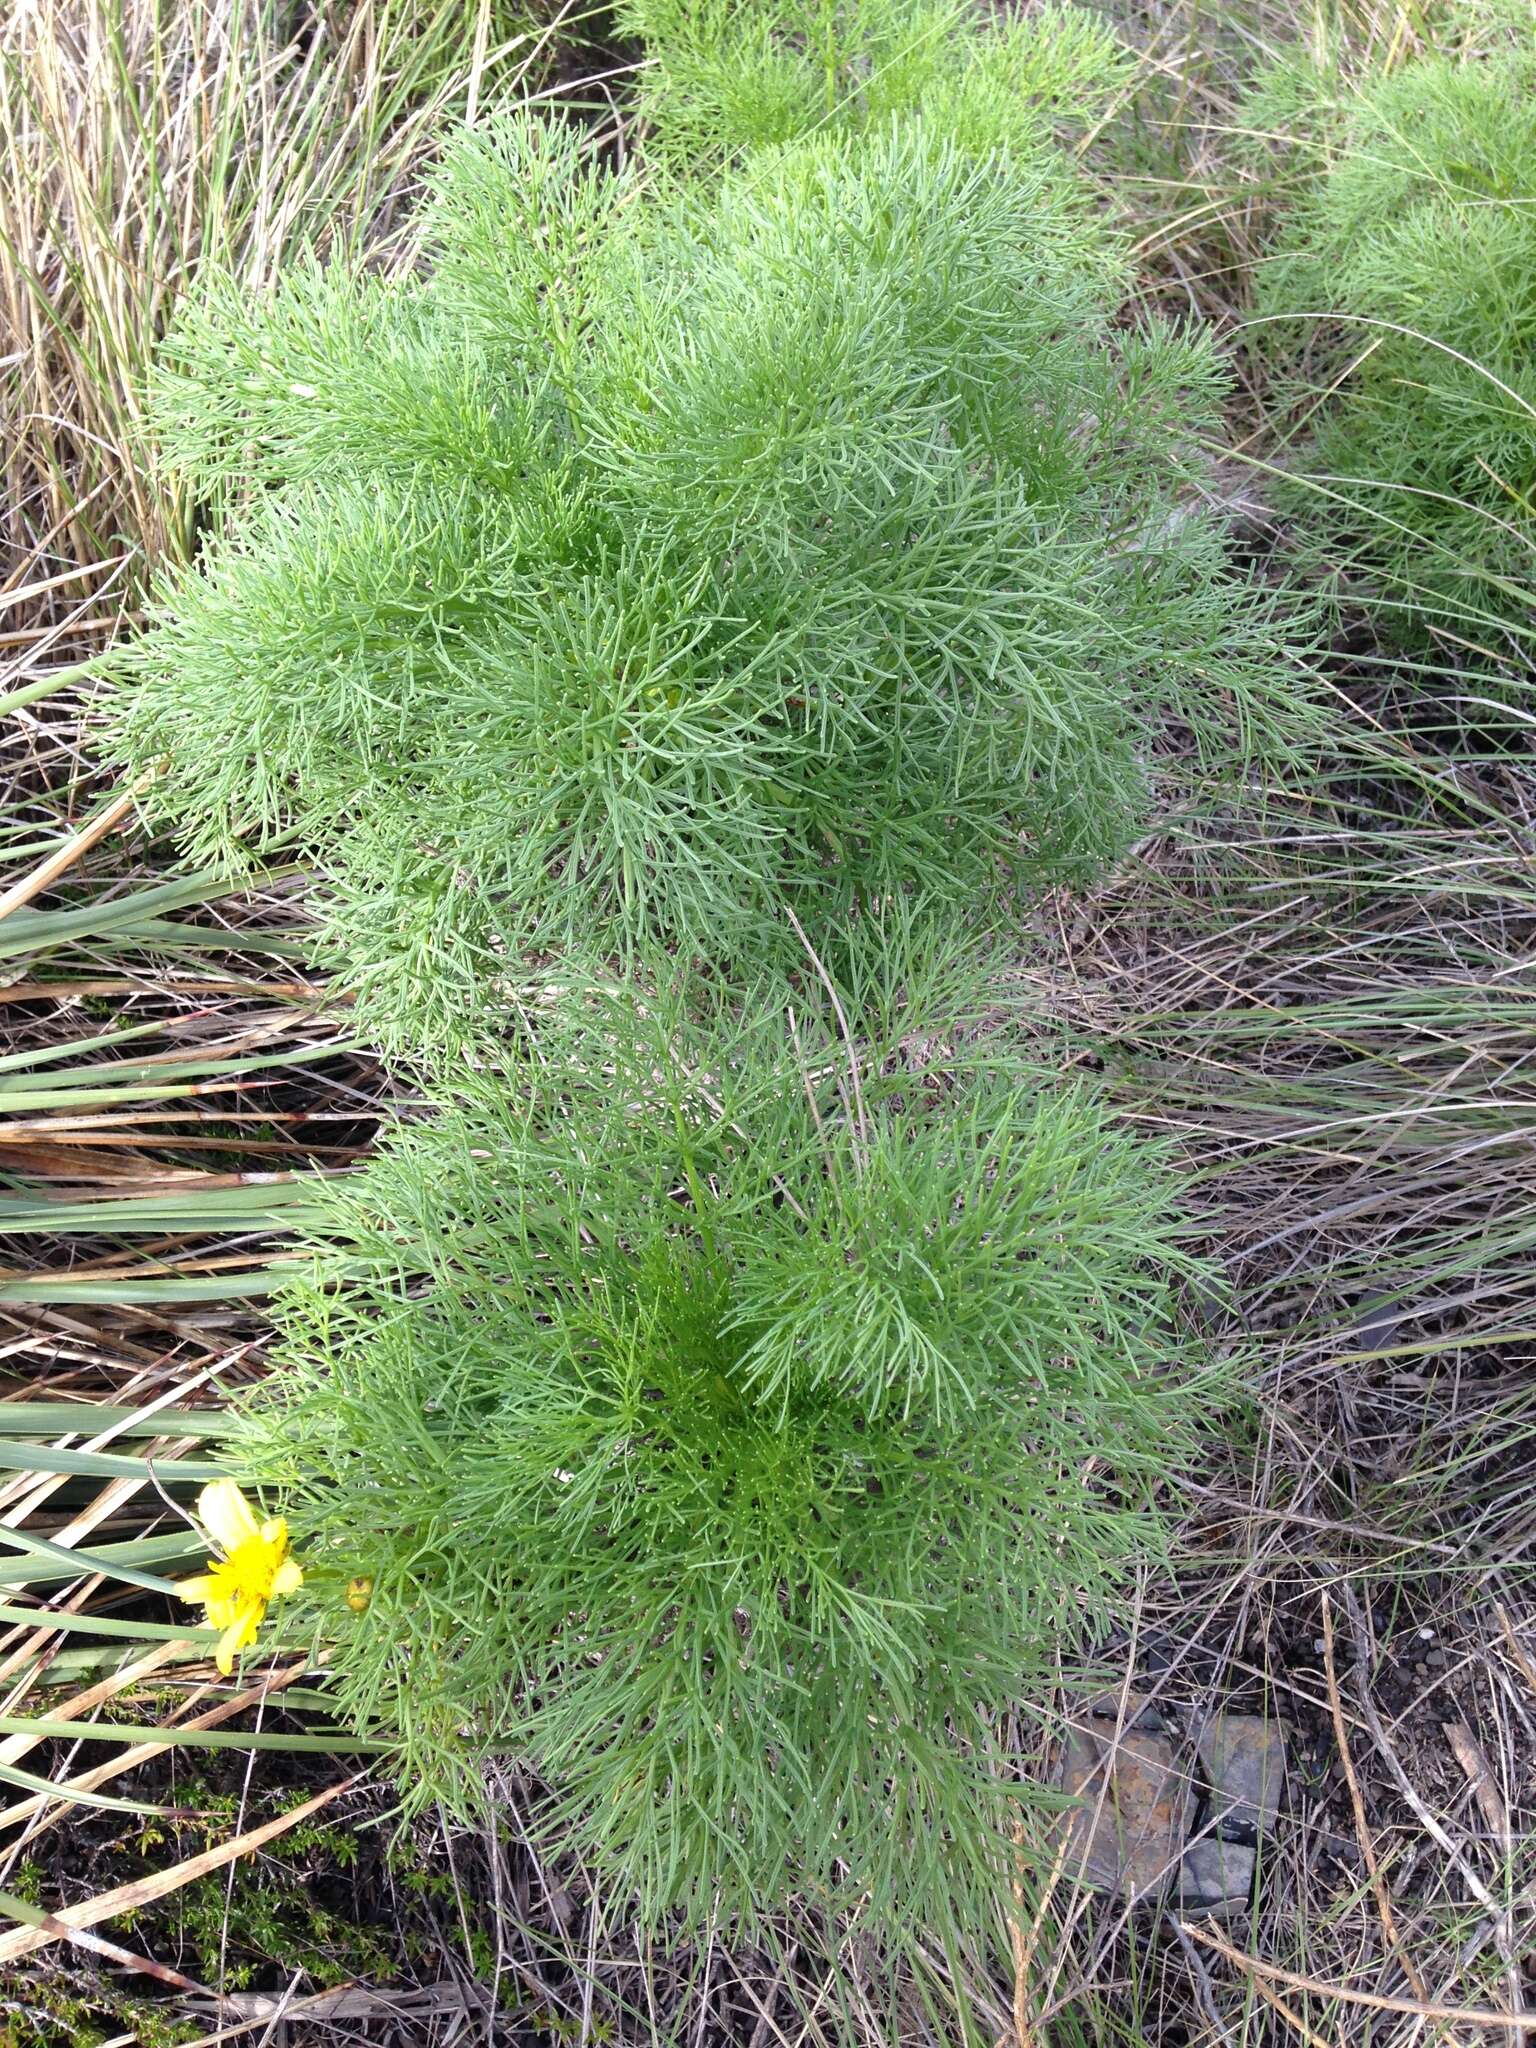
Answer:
[
  {"left": 0, "top": 1714, "right": 387, "bottom": 1755},
  {"left": 0, "top": 1443, "right": 225, "bottom": 1483},
  {"left": 0, "top": 1531, "right": 199, "bottom": 1591}
]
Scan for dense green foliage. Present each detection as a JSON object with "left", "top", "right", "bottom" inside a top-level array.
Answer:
[
  {"left": 620, "top": 0, "right": 1130, "bottom": 164},
  {"left": 109, "top": 2, "right": 1301, "bottom": 1051},
  {"left": 237, "top": 936, "right": 1217, "bottom": 1933},
  {"left": 95, "top": 0, "right": 1290, "bottom": 1950},
  {"left": 10, "top": 0, "right": 1534, "bottom": 2033},
  {"left": 1255, "top": 26, "right": 1536, "bottom": 661}
]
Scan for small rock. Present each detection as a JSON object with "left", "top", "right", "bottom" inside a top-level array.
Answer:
[
  {"left": 1354, "top": 1296, "right": 1401, "bottom": 1351},
  {"left": 1196, "top": 1711, "right": 1287, "bottom": 1833},
  {"left": 1176, "top": 1711, "right": 1287, "bottom": 1915},
  {"left": 1054, "top": 1697, "right": 1193, "bottom": 1903},
  {"left": 1180, "top": 1837, "right": 1257, "bottom": 1912},
  {"left": 1086, "top": 1686, "right": 1169, "bottom": 1734}
]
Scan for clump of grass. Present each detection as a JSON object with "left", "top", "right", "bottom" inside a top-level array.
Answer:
[
  {"left": 0, "top": 0, "right": 562, "bottom": 575},
  {"left": 106, "top": 10, "right": 1307, "bottom": 1051},
  {"left": 234, "top": 931, "right": 1222, "bottom": 1936},
  {"left": 1250, "top": 10, "right": 1536, "bottom": 664}
]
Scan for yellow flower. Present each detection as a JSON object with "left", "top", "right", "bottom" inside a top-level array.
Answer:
[{"left": 178, "top": 1480, "right": 302, "bottom": 1676}]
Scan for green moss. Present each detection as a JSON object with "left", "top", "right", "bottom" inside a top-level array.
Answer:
[
  {"left": 0, "top": 1970, "right": 200, "bottom": 2048},
  {"left": 0, "top": 1779, "right": 461, "bottom": 2040}
]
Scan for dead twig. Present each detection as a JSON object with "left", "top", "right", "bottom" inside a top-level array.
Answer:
[
  {"left": 1320, "top": 1592, "right": 1428, "bottom": 1999},
  {"left": 1180, "top": 1922, "right": 1536, "bottom": 2030}
]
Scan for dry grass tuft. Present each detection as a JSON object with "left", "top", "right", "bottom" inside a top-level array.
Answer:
[
  {"left": 0, "top": 0, "right": 572, "bottom": 580},
  {"left": 1010, "top": 716, "right": 1536, "bottom": 2042},
  {"left": 0, "top": 3, "right": 538, "bottom": 2027}
]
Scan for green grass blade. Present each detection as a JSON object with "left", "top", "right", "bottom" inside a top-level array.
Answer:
[
  {"left": 0, "top": 1186, "right": 325, "bottom": 1236},
  {"left": 0, "top": 1268, "right": 305, "bottom": 1307},
  {"left": 0, "top": 1759, "right": 168, "bottom": 1818},
  {"left": 0, "top": 1602, "right": 216, "bottom": 1642},
  {"left": 0, "top": 1044, "right": 344, "bottom": 1112},
  {"left": 0, "top": 1443, "right": 225, "bottom": 1483},
  {"left": 0, "top": 1407, "right": 228, "bottom": 1439},
  {"left": 0, "top": 875, "right": 309, "bottom": 959},
  {"left": 0, "top": 1714, "right": 387, "bottom": 1755},
  {"left": 0, "top": 1531, "right": 198, "bottom": 1592}
]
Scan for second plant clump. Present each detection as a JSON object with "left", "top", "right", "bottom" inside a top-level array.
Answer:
[
  {"left": 112, "top": 0, "right": 1300, "bottom": 1052},
  {"left": 1253, "top": 13, "right": 1536, "bottom": 665},
  {"left": 236, "top": 939, "right": 1219, "bottom": 1935}
]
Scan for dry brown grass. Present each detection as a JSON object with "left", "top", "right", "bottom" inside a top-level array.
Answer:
[
  {"left": 989, "top": 4, "right": 1536, "bottom": 2032},
  {"left": 1005, "top": 717, "right": 1536, "bottom": 2044},
  {"left": 1099, "top": 0, "right": 1439, "bottom": 350},
  {"left": 0, "top": 0, "right": 574, "bottom": 586},
  {"left": 0, "top": 5, "right": 540, "bottom": 2030}
]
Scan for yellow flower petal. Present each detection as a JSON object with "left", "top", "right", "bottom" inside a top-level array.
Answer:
[
  {"left": 177, "top": 1574, "right": 218, "bottom": 1605},
  {"left": 198, "top": 1479, "right": 260, "bottom": 1555},
  {"left": 258, "top": 1517, "right": 288, "bottom": 1548},
  {"left": 215, "top": 1602, "right": 262, "bottom": 1677},
  {"left": 270, "top": 1557, "right": 303, "bottom": 1598}
]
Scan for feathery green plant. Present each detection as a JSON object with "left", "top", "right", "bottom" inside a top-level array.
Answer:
[
  {"left": 231, "top": 932, "right": 1220, "bottom": 1935},
  {"left": 619, "top": 0, "right": 1131, "bottom": 165},
  {"left": 106, "top": 10, "right": 1305, "bottom": 1051},
  {"left": 1253, "top": 20, "right": 1536, "bottom": 663}
]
